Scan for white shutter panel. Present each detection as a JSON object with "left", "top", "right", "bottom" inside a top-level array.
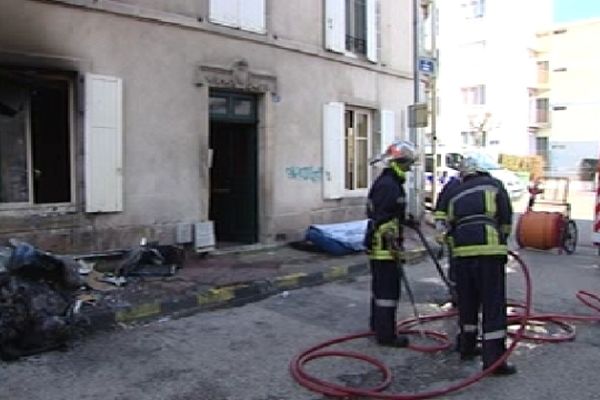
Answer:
[
  {"left": 85, "top": 74, "right": 123, "bottom": 213},
  {"left": 240, "top": 0, "right": 266, "bottom": 33},
  {"left": 380, "top": 110, "right": 395, "bottom": 154},
  {"left": 323, "top": 102, "right": 345, "bottom": 199},
  {"left": 366, "top": 0, "right": 378, "bottom": 62},
  {"left": 209, "top": 0, "right": 238, "bottom": 28},
  {"left": 325, "top": 0, "right": 345, "bottom": 53}
]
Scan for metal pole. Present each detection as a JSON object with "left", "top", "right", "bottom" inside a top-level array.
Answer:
[
  {"left": 410, "top": 0, "right": 421, "bottom": 218},
  {"left": 430, "top": 0, "right": 438, "bottom": 206}
]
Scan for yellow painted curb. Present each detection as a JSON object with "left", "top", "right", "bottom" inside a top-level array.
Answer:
[
  {"left": 197, "top": 287, "right": 236, "bottom": 305},
  {"left": 324, "top": 266, "right": 348, "bottom": 280},
  {"left": 116, "top": 302, "right": 161, "bottom": 323},
  {"left": 273, "top": 273, "right": 306, "bottom": 289}
]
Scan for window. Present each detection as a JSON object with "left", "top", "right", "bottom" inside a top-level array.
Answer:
[
  {"left": 0, "top": 69, "right": 73, "bottom": 207},
  {"left": 535, "top": 137, "right": 549, "bottom": 163},
  {"left": 209, "top": 0, "right": 266, "bottom": 34},
  {"left": 325, "top": 0, "right": 377, "bottom": 62},
  {"left": 209, "top": 92, "right": 256, "bottom": 122},
  {"left": 461, "top": 0, "right": 485, "bottom": 19},
  {"left": 323, "top": 103, "right": 388, "bottom": 199},
  {"left": 537, "top": 61, "right": 549, "bottom": 84},
  {"left": 344, "top": 108, "right": 372, "bottom": 190},
  {"left": 535, "top": 98, "right": 549, "bottom": 123},
  {"left": 461, "top": 85, "right": 486, "bottom": 105},
  {"left": 345, "top": 0, "right": 367, "bottom": 55}
]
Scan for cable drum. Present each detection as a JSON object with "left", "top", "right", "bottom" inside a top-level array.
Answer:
[{"left": 516, "top": 211, "right": 564, "bottom": 250}]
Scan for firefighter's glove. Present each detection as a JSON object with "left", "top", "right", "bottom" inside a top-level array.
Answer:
[{"left": 434, "top": 220, "right": 447, "bottom": 244}]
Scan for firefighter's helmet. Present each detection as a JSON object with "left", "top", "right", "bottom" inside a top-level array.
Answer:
[
  {"left": 459, "top": 154, "right": 489, "bottom": 177},
  {"left": 382, "top": 140, "right": 417, "bottom": 166}
]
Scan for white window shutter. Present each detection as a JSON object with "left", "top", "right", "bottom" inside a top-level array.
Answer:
[
  {"left": 209, "top": 0, "right": 239, "bottom": 27},
  {"left": 366, "top": 0, "right": 378, "bottom": 62},
  {"left": 325, "top": 0, "right": 345, "bottom": 53},
  {"left": 380, "top": 110, "right": 396, "bottom": 154},
  {"left": 240, "top": 0, "right": 266, "bottom": 33},
  {"left": 323, "top": 102, "right": 345, "bottom": 199},
  {"left": 84, "top": 74, "right": 123, "bottom": 213}
]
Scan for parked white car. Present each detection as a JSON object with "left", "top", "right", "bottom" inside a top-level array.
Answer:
[{"left": 425, "top": 151, "right": 526, "bottom": 201}]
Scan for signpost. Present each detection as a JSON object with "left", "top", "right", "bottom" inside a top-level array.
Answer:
[{"left": 593, "top": 157, "right": 600, "bottom": 255}]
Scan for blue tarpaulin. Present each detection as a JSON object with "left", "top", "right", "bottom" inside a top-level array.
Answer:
[{"left": 305, "top": 220, "right": 368, "bottom": 256}]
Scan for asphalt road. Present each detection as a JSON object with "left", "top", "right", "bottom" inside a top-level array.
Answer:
[{"left": 2, "top": 247, "right": 599, "bottom": 400}]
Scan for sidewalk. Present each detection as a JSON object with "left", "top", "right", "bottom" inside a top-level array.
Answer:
[{"left": 79, "top": 224, "right": 438, "bottom": 330}]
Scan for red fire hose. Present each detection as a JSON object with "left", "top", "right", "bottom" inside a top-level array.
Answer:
[{"left": 289, "top": 251, "right": 600, "bottom": 399}]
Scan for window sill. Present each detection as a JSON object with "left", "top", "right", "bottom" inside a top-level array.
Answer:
[
  {"left": 343, "top": 189, "right": 368, "bottom": 198},
  {"left": 0, "top": 204, "right": 78, "bottom": 216}
]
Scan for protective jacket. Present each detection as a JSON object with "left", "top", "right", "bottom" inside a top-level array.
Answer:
[
  {"left": 434, "top": 173, "right": 512, "bottom": 258},
  {"left": 364, "top": 167, "right": 407, "bottom": 260}
]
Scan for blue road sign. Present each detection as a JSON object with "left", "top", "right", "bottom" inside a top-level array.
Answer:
[{"left": 418, "top": 58, "right": 436, "bottom": 75}]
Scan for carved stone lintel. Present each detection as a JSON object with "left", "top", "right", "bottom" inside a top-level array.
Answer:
[{"left": 196, "top": 58, "right": 277, "bottom": 94}]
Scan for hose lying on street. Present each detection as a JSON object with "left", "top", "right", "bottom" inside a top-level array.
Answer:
[{"left": 289, "top": 251, "right": 600, "bottom": 399}]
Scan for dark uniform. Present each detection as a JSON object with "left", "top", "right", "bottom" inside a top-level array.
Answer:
[
  {"left": 434, "top": 176, "right": 461, "bottom": 287},
  {"left": 364, "top": 166, "right": 408, "bottom": 345},
  {"left": 434, "top": 172, "right": 513, "bottom": 370}
]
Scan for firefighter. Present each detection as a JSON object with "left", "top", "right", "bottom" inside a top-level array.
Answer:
[
  {"left": 434, "top": 155, "right": 517, "bottom": 375},
  {"left": 364, "top": 140, "right": 417, "bottom": 347}
]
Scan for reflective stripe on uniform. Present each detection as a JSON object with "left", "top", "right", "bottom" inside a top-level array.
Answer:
[
  {"left": 448, "top": 184, "right": 498, "bottom": 209},
  {"left": 375, "top": 299, "right": 398, "bottom": 307},
  {"left": 486, "top": 224, "right": 499, "bottom": 245},
  {"left": 462, "top": 324, "right": 478, "bottom": 332},
  {"left": 452, "top": 244, "right": 507, "bottom": 257},
  {"left": 483, "top": 330, "right": 506, "bottom": 340},
  {"left": 369, "top": 250, "right": 395, "bottom": 261},
  {"left": 484, "top": 189, "right": 497, "bottom": 218},
  {"left": 434, "top": 211, "right": 447, "bottom": 221}
]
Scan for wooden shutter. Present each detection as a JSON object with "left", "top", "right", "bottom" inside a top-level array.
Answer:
[
  {"left": 209, "top": 0, "right": 238, "bottom": 27},
  {"left": 366, "top": 0, "right": 378, "bottom": 62},
  {"left": 240, "top": 0, "right": 266, "bottom": 33},
  {"left": 325, "top": 0, "right": 345, "bottom": 53},
  {"left": 323, "top": 102, "right": 345, "bottom": 199},
  {"left": 380, "top": 110, "right": 395, "bottom": 154},
  {"left": 84, "top": 74, "right": 123, "bottom": 213}
]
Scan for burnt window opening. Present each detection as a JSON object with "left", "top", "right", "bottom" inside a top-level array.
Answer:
[{"left": 0, "top": 69, "right": 73, "bottom": 205}]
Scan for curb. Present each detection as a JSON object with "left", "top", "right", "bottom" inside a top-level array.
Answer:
[{"left": 81, "top": 247, "right": 428, "bottom": 330}]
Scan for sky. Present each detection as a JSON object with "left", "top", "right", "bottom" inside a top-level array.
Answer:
[{"left": 554, "top": 0, "right": 600, "bottom": 23}]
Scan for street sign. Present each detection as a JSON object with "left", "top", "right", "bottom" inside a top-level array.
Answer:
[{"left": 418, "top": 57, "right": 436, "bottom": 75}]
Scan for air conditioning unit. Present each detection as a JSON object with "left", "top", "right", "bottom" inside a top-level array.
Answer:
[{"left": 194, "top": 221, "right": 215, "bottom": 253}]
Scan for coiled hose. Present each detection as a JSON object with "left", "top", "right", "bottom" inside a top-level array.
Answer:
[{"left": 289, "top": 251, "right": 600, "bottom": 399}]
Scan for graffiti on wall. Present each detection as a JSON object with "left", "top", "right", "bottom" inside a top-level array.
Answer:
[{"left": 285, "top": 166, "right": 323, "bottom": 182}]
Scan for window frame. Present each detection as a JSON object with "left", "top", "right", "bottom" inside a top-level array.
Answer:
[
  {"left": 0, "top": 72, "right": 77, "bottom": 212},
  {"left": 343, "top": 106, "right": 374, "bottom": 195},
  {"left": 345, "top": 0, "right": 368, "bottom": 57},
  {"left": 461, "top": 85, "right": 486, "bottom": 106},
  {"left": 208, "top": 0, "right": 267, "bottom": 35}
]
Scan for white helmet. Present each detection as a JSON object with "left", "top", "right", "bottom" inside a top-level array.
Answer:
[{"left": 459, "top": 155, "right": 488, "bottom": 177}]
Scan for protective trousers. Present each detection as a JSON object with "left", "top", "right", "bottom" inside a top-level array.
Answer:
[
  {"left": 454, "top": 255, "right": 507, "bottom": 368},
  {"left": 370, "top": 259, "right": 401, "bottom": 343}
]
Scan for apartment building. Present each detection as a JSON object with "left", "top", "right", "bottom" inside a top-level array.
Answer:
[
  {"left": 435, "top": 0, "right": 553, "bottom": 159},
  {"left": 534, "top": 19, "right": 600, "bottom": 176},
  {"left": 0, "top": 0, "right": 415, "bottom": 253}
]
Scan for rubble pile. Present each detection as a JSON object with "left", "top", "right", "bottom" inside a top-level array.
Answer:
[{"left": 0, "top": 240, "right": 83, "bottom": 361}]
